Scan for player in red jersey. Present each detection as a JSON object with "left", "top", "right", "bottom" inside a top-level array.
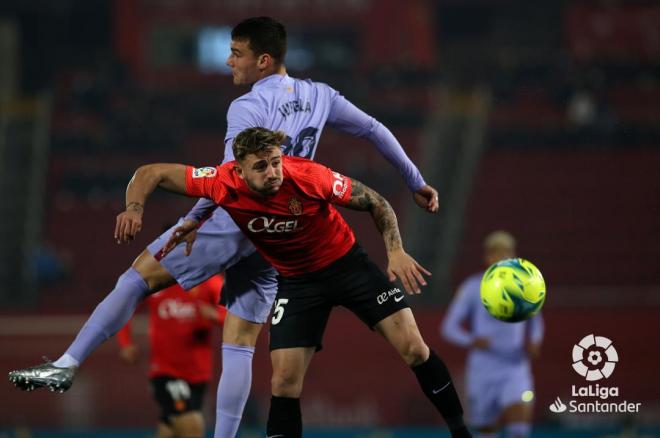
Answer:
[
  {"left": 118, "top": 275, "right": 227, "bottom": 438},
  {"left": 115, "top": 127, "right": 472, "bottom": 438}
]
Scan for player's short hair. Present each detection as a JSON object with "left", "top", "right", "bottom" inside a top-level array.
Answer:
[
  {"left": 233, "top": 127, "right": 286, "bottom": 162},
  {"left": 483, "top": 230, "right": 516, "bottom": 251},
  {"left": 232, "top": 17, "right": 287, "bottom": 64}
]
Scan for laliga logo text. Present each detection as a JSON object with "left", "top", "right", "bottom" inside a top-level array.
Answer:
[{"left": 549, "top": 334, "right": 641, "bottom": 414}]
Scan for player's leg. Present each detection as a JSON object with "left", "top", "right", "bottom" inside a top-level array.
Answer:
[
  {"left": 171, "top": 411, "right": 205, "bottom": 438},
  {"left": 500, "top": 404, "right": 531, "bottom": 438},
  {"left": 63, "top": 210, "right": 249, "bottom": 369},
  {"left": 466, "top": 371, "right": 501, "bottom": 438},
  {"left": 60, "top": 249, "right": 174, "bottom": 366},
  {"left": 8, "top": 249, "right": 173, "bottom": 392},
  {"left": 374, "top": 309, "right": 471, "bottom": 437},
  {"left": 214, "top": 250, "right": 278, "bottom": 438},
  {"left": 335, "top": 245, "right": 470, "bottom": 437},
  {"left": 149, "top": 377, "right": 200, "bottom": 438},
  {"left": 171, "top": 380, "right": 208, "bottom": 438},
  {"left": 156, "top": 423, "right": 176, "bottom": 438},
  {"left": 498, "top": 368, "right": 534, "bottom": 438},
  {"left": 214, "top": 314, "right": 263, "bottom": 438},
  {"left": 8, "top": 211, "right": 248, "bottom": 392},
  {"left": 156, "top": 422, "right": 176, "bottom": 438},
  {"left": 265, "top": 274, "right": 331, "bottom": 438},
  {"left": 267, "top": 347, "right": 315, "bottom": 438}
]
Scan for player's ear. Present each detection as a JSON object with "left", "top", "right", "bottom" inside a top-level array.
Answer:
[
  {"left": 257, "top": 53, "right": 271, "bottom": 70},
  {"left": 233, "top": 164, "right": 245, "bottom": 180}
]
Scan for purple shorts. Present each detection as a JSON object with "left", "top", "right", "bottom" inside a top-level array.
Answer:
[
  {"left": 147, "top": 208, "right": 277, "bottom": 323},
  {"left": 465, "top": 361, "right": 533, "bottom": 427}
]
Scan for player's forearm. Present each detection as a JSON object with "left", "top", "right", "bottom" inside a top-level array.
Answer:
[
  {"left": 347, "top": 179, "right": 403, "bottom": 253},
  {"left": 372, "top": 196, "right": 403, "bottom": 254},
  {"left": 126, "top": 164, "right": 187, "bottom": 211},
  {"left": 328, "top": 96, "right": 425, "bottom": 191},
  {"left": 366, "top": 123, "right": 426, "bottom": 191}
]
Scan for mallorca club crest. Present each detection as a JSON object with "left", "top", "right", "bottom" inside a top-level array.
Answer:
[{"left": 288, "top": 197, "right": 303, "bottom": 216}]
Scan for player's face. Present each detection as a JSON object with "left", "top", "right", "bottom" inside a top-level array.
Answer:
[
  {"left": 236, "top": 146, "right": 284, "bottom": 196},
  {"left": 226, "top": 39, "right": 265, "bottom": 86}
]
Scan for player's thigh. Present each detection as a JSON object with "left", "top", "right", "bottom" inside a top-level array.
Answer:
[
  {"left": 499, "top": 368, "right": 534, "bottom": 423},
  {"left": 171, "top": 411, "right": 204, "bottom": 438},
  {"left": 270, "top": 347, "right": 315, "bottom": 397},
  {"left": 148, "top": 211, "right": 255, "bottom": 291},
  {"left": 222, "top": 311, "right": 264, "bottom": 347},
  {"left": 222, "top": 250, "right": 278, "bottom": 324},
  {"left": 466, "top": 374, "right": 501, "bottom": 429},
  {"left": 334, "top": 246, "right": 410, "bottom": 328},
  {"left": 269, "top": 276, "right": 332, "bottom": 352},
  {"left": 374, "top": 308, "right": 429, "bottom": 366}
]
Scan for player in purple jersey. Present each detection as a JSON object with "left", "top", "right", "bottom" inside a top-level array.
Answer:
[
  {"left": 9, "top": 17, "right": 439, "bottom": 437},
  {"left": 442, "top": 231, "right": 544, "bottom": 438}
]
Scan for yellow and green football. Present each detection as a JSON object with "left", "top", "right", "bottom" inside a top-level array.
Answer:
[{"left": 480, "top": 258, "right": 546, "bottom": 322}]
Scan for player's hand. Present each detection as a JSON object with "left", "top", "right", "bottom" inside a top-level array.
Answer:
[
  {"left": 119, "top": 344, "right": 139, "bottom": 364},
  {"left": 386, "top": 249, "right": 431, "bottom": 295},
  {"left": 413, "top": 184, "right": 439, "bottom": 213},
  {"left": 163, "top": 220, "right": 199, "bottom": 256},
  {"left": 115, "top": 207, "right": 143, "bottom": 244},
  {"left": 472, "top": 337, "right": 490, "bottom": 350}
]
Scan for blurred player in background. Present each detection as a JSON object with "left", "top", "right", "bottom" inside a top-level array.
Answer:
[
  {"left": 116, "top": 127, "right": 471, "bottom": 438},
  {"left": 9, "top": 16, "right": 438, "bottom": 438},
  {"left": 118, "top": 274, "right": 226, "bottom": 438},
  {"left": 441, "top": 231, "right": 543, "bottom": 438}
]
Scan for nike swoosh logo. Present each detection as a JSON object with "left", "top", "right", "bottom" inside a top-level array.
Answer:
[
  {"left": 394, "top": 295, "right": 404, "bottom": 303},
  {"left": 267, "top": 435, "right": 285, "bottom": 438},
  {"left": 432, "top": 381, "right": 451, "bottom": 394}
]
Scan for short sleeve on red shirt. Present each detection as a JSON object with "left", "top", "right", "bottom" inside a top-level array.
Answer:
[
  {"left": 285, "top": 158, "right": 353, "bottom": 206},
  {"left": 185, "top": 165, "right": 226, "bottom": 202}
]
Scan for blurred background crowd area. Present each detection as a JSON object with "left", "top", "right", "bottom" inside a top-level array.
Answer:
[{"left": 0, "top": 0, "right": 659, "bottom": 435}]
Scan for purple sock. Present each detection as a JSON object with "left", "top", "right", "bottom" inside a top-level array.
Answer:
[
  {"left": 214, "top": 343, "right": 255, "bottom": 438},
  {"left": 64, "top": 268, "right": 150, "bottom": 364}
]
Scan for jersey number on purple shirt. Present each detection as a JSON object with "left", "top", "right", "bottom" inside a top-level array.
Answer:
[{"left": 281, "top": 127, "right": 319, "bottom": 159}]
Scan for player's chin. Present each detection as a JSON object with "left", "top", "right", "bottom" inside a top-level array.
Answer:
[{"left": 262, "top": 183, "right": 282, "bottom": 195}]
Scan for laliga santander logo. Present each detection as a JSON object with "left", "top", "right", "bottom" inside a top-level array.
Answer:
[
  {"left": 549, "top": 334, "right": 640, "bottom": 414},
  {"left": 572, "top": 334, "right": 618, "bottom": 381}
]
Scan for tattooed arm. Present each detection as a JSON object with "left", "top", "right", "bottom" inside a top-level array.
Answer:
[
  {"left": 343, "top": 178, "right": 431, "bottom": 294},
  {"left": 344, "top": 178, "right": 403, "bottom": 253}
]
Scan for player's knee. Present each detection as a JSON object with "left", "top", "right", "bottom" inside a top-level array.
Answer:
[
  {"left": 271, "top": 369, "right": 304, "bottom": 397},
  {"left": 131, "top": 250, "right": 175, "bottom": 291},
  {"left": 402, "top": 339, "right": 430, "bottom": 367}
]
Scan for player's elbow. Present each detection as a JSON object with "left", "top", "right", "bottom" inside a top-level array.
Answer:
[{"left": 133, "top": 164, "right": 161, "bottom": 183}]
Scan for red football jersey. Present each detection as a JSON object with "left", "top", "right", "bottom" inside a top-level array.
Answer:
[
  {"left": 117, "top": 275, "right": 226, "bottom": 383},
  {"left": 185, "top": 157, "right": 356, "bottom": 276}
]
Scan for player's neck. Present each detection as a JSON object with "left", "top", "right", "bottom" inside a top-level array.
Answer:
[{"left": 257, "top": 64, "right": 287, "bottom": 81}]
